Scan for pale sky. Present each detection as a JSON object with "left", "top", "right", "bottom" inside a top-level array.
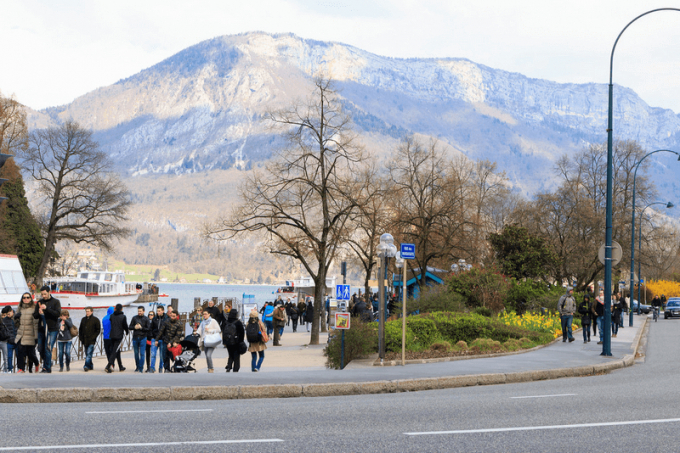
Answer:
[{"left": 4, "top": 0, "right": 680, "bottom": 112}]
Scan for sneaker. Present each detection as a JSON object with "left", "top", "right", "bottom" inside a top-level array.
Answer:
[
  {"left": 150, "top": 369, "right": 155, "bottom": 373},
  {"left": 83, "top": 367, "right": 89, "bottom": 372},
  {"left": 17, "top": 370, "right": 24, "bottom": 373},
  {"left": 40, "top": 369, "right": 51, "bottom": 374},
  {"left": 597, "top": 341, "right": 603, "bottom": 344},
  {"left": 105, "top": 366, "right": 112, "bottom": 374},
  {"left": 59, "top": 367, "right": 63, "bottom": 372},
  {"left": 208, "top": 369, "right": 214, "bottom": 373},
  {"left": 252, "top": 368, "right": 258, "bottom": 372},
  {"left": 119, "top": 367, "right": 126, "bottom": 372},
  {"left": 612, "top": 334, "right": 617, "bottom": 338},
  {"left": 584, "top": 341, "right": 588, "bottom": 344},
  {"left": 569, "top": 338, "right": 574, "bottom": 342},
  {"left": 66, "top": 365, "right": 70, "bottom": 372}
]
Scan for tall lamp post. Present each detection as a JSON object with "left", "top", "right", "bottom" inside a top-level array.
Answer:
[
  {"left": 377, "top": 233, "right": 397, "bottom": 362},
  {"left": 635, "top": 201, "right": 674, "bottom": 313},
  {"left": 605, "top": 7, "right": 680, "bottom": 356},
  {"left": 628, "top": 151, "right": 680, "bottom": 324}
]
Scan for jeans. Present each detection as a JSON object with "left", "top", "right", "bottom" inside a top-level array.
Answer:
[
  {"left": 0, "top": 341, "right": 7, "bottom": 371},
  {"left": 40, "top": 330, "right": 58, "bottom": 371},
  {"left": 597, "top": 316, "right": 604, "bottom": 342},
  {"left": 251, "top": 351, "right": 264, "bottom": 370},
  {"left": 205, "top": 346, "right": 214, "bottom": 370},
  {"left": 132, "top": 337, "right": 146, "bottom": 371},
  {"left": 264, "top": 320, "right": 274, "bottom": 337},
  {"left": 582, "top": 322, "right": 591, "bottom": 342},
  {"left": 151, "top": 340, "right": 163, "bottom": 370},
  {"left": 560, "top": 315, "right": 573, "bottom": 340},
  {"left": 6, "top": 343, "right": 15, "bottom": 372},
  {"left": 84, "top": 344, "right": 95, "bottom": 370},
  {"left": 57, "top": 341, "right": 72, "bottom": 368}
]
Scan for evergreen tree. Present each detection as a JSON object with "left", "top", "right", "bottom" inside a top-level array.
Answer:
[{"left": 0, "top": 158, "right": 45, "bottom": 278}]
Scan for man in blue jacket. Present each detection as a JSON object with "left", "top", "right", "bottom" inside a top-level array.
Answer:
[{"left": 102, "top": 307, "right": 125, "bottom": 371}]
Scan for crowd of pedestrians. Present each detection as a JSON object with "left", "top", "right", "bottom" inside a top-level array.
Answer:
[{"left": 559, "top": 287, "right": 629, "bottom": 345}]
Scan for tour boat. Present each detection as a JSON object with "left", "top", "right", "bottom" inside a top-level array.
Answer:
[
  {"left": 44, "top": 270, "right": 140, "bottom": 309},
  {"left": 0, "top": 254, "right": 30, "bottom": 307}
]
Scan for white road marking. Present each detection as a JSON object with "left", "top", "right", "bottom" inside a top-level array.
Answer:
[
  {"left": 86, "top": 409, "right": 213, "bottom": 414},
  {"left": 405, "top": 417, "right": 680, "bottom": 436},
  {"left": 510, "top": 393, "right": 576, "bottom": 399},
  {"left": 0, "top": 439, "right": 283, "bottom": 451}
]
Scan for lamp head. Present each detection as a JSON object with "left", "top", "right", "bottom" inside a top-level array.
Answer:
[
  {"left": 387, "top": 244, "right": 397, "bottom": 258},
  {"left": 376, "top": 242, "right": 388, "bottom": 257},
  {"left": 667, "top": 202, "right": 675, "bottom": 209},
  {"left": 451, "top": 263, "right": 459, "bottom": 272},
  {"left": 380, "top": 233, "right": 394, "bottom": 247}
]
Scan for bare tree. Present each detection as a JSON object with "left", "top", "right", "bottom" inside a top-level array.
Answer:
[
  {"left": 387, "top": 136, "right": 470, "bottom": 291},
  {"left": 206, "top": 78, "right": 364, "bottom": 345},
  {"left": 22, "top": 120, "right": 132, "bottom": 283},
  {"left": 0, "top": 92, "right": 28, "bottom": 156}
]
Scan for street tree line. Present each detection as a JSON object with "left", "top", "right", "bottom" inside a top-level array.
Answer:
[{"left": 207, "top": 78, "right": 679, "bottom": 343}]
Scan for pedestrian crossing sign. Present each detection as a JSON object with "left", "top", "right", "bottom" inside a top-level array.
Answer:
[{"left": 336, "top": 284, "right": 351, "bottom": 300}]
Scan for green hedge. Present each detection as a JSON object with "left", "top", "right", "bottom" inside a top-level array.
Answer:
[
  {"left": 423, "top": 312, "right": 552, "bottom": 344},
  {"left": 324, "top": 320, "right": 378, "bottom": 369}
]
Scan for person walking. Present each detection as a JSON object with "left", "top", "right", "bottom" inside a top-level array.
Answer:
[
  {"left": 205, "top": 300, "right": 220, "bottom": 321},
  {"left": 191, "top": 307, "right": 203, "bottom": 333},
  {"left": 129, "top": 306, "right": 150, "bottom": 373},
  {"left": 105, "top": 304, "right": 129, "bottom": 373},
  {"left": 246, "top": 311, "right": 267, "bottom": 372},
  {"left": 557, "top": 287, "right": 576, "bottom": 343},
  {"left": 289, "top": 304, "right": 299, "bottom": 333},
  {"left": 156, "top": 310, "right": 184, "bottom": 370},
  {"left": 102, "top": 306, "right": 125, "bottom": 372},
  {"left": 304, "top": 299, "right": 314, "bottom": 332},
  {"left": 590, "top": 293, "right": 599, "bottom": 338},
  {"left": 263, "top": 302, "right": 274, "bottom": 338},
  {"left": 56, "top": 310, "right": 74, "bottom": 372},
  {"left": 196, "top": 309, "right": 221, "bottom": 373},
  {"left": 78, "top": 307, "right": 101, "bottom": 372},
  {"left": 154, "top": 306, "right": 169, "bottom": 372},
  {"left": 578, "top": 295, "right": 592, "bottom": 343},
  {"left": 595, "top": 291, "right": 605, "bottom": 344},
  {"left": 1, "top": 306, "right": 17, "bottom": 372},
  {"left": 145, "top": 310, "right": 158, "bottom": 373},
  {"left": 297, "top": 299, "right": 306, "bottom": 326},
  {"left": 14, "top": 293, "right": 39, "bottom": 373},
  {"left": 37, "top": 285, "right": 61, "bottom": 373},
  {"left": 222, "top": 309, "right": 244, "bottom": 372},
  {"left": 612, "top": 296, "right": 622, "bottom": 338},
  {"left": 272, "top": 304, "right": 286, "bottom": 346}
]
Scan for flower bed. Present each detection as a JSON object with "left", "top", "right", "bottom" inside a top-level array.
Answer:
[{"left": 497, "top": 311, "right": 580, "bottom": 339}]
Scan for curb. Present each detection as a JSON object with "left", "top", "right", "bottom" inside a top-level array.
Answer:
[{"left": 0, "top": 321, "right": 649, "bottom": 404}]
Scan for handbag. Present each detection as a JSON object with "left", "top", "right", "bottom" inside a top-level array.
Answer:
[
  {"left": 238, "top": 341, "right": 247, "bottom": 355},
  {"left": 259, "top": 322, "right": 269, "bottom": 343},
  {"left": 203, "top": 332, "right": 222, "bottom": 348},
  {"left": 69, "top": 325, "right": 78, "bottom": 337}
]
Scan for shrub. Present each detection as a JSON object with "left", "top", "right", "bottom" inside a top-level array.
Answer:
[
  {"left": 455, "top": 340, "right": 468, "bottom": 350},
  {"left": 470, "top": 338, "right": 504, "bottom": 353},
  {"left": 408, "top": 285, "right": 466, "bottom": 313},
  {"left": 407, "top": 317, "right": 440, "bottom": 347},
  {"left": 384, "top": 319, "right": 416, "bottom": 352},
  {"left": 447, "top": 265, "right": 511, "bottom": 312},
  {"left": 474, "top": 307, "right": 492, "bottom": 317},
  {"left": 324, "top": 320, "right": 378, "bottom": 369},
  {"left": 504, "top": 338, "right": 521, "bottom": 351},
  {"left": 504, "top": 279, "right": 550, "bottom": 315},
  {"left": 430, "top": 341, "right": 452, "bottom": 352}
]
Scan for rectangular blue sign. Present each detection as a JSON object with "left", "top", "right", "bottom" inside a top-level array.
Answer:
[
  {"left": 336, "top": 284, "right": 351, "bottom": 300},
  {"left": 400, "top": 243, "right": 415, "bottom": 260}
]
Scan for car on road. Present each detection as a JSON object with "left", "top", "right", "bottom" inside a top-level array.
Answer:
[
  {"left": 664, "top": 298, "right": 680, "bottom": 319},
  {"left": 630, "top": 299, "right": 651, "bottom": 314}
]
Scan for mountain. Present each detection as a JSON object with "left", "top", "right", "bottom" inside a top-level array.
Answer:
[{"left": 28, "top": 32, "right": 680, "bottom": 198}]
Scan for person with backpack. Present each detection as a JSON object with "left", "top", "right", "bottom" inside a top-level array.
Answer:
[
  {"left": 102, "top": 306, "right": 125, "bottom": 372},
  {"left": 246, "top": 310, "right": 267, "bottom": 372},
  {"left": 557, "top": 287, "right": 576, "bottom": 343},
  {"left": 578, "top": 295, "right": 592, "bottom": 343},
  {"left": 222, "top": 309, "right": 244, "bottom": 373},
  {"left": 196, "top": 309, "right": 221, "bottom": 373},
  {"left": 105, "top": 304, "right": 129, "bottom": 373},
  {"left": 1, "top": 306, "right": 17, "bottom": 373},
  {"left": 289, "top": 303, "right": 299, "bottom": 333}
]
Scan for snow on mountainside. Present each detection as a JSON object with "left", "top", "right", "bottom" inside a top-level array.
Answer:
[{"left": 28, "top": 32, "right": 680, "bottom": 199}]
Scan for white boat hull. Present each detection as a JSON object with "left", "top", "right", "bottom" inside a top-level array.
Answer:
[{"left": 52, "top": 292, "right": 140, "bottom": 310}]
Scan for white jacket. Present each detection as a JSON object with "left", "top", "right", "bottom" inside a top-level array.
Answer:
[{"left": 196, "top": 317, "right": 221, "bottom": 347}]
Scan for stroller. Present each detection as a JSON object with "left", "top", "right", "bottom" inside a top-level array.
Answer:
[{"left": 172, "top": 334, "right": 201, "bottom": 373}]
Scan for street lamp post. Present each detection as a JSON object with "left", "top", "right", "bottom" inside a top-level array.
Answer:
[
  {"left": 635, "top": 201, "right": 674, "bottom": 313},
  {"left": 377, "top": 233, "right": 396, "bottom": 362},
  {"left": 629, "top": 151, "right": 680, "bottom": 323},
  {"left": 605, "top": 7, "right": 680, "bottom": 356},
  {"left": 395, "top": 253, "right": 406, "bottom": 366}
]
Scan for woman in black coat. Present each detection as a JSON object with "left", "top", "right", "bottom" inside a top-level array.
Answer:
[
  {"left": 304, "top": 301, "right": 314, "bottom": 332},
  {"left": 222, "top": 309, "right": 245, "bottom": 372}
]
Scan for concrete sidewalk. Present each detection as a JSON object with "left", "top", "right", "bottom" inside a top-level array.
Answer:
[{"left": 0, "top": 315, "right": 648, "bottom": 403}]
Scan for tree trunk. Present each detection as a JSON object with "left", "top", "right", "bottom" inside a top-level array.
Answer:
[{"left": 36, "top": 231, "right": 57, "bottom": 287}]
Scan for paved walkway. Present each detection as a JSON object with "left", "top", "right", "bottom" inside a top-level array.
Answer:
[{"left": 0, "top": 315, "right": 645, "bottom": 390}]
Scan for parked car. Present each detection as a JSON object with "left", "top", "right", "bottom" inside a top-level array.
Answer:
[
  {"left": 630, "top": 299, "right": 651, "bottom": 314},
  {"left": 664, "top": 298, "right": 680, "bottom": 319}
]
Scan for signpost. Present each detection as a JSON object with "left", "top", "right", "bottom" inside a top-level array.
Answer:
[
  {"left": 400, "top": 243, "right": 415, "bottom": 260},
  {"left": 335, "top": 286, "right": 351, "bottom": 369},
  {"left": 336, "top": 284, "right": 350, "bottom": 301},
  {"left": 399, "top": 243, "right": 415, "bottom": 366}
]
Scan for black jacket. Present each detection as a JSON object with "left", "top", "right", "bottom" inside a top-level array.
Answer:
[
  {"left": 2, "top": 317, "right": 17, "bottom": 344},
  {"left": 129, "top": 314, "right": 150, "bottom": 339},
  {"left": 157, "top": 318, "right": 183, "bottom": 344},
  {"left": 304, "top": 303, "right": 314, "bottom": 323},
  {"left": 222, "top": 318, "right": 245, "bottom": 346},
  {"left": 78, "top": 314, "right": 101, "bottom": 346},
  {"left": 37, "top": 296, "right": 61, "bottom": 332},
  {"left": 109, "top": 311, "right": 129, "bottom": 341},
  {"left": 577, "top": 300, "right": 591, "bottom": 323},
  {"left": 147, "top": 316, "right": 160, "bottom": 340},
  {"left": 205, "top": 305, "right": 220, "bottom": 320}
]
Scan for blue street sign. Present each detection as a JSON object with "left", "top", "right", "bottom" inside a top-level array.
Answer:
[
  {"left": 400, "top": 243, "right": 415, "bottom": 260},
  {"left": 336, "top": 284, "right": 351, "bottom": 300},
  {"left": 640, "top": 279, "right": 644, "bottom": 284}
]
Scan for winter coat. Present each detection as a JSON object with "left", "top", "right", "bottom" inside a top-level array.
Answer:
[
  {"left": 263, "top": 305, "right": 274, "bottom": 322},
  {"left": 57, "top": 318, "right": 74, "bottom": 342},
  {"left": 304, "top": 303, "right": 314, "bottom": 323},
  {"left": 557, "top": 294, "right": 576, "bottom": 316},
  {"left": 222, "top": 310, "right": 245, "bottom": 346},
  {"left": 79, "top": 314, "right": 101, "bottom": 347},
  {"left": 196, "top": 317, "right": 221, "bottom": 348},
  {"left": 247, "top": 318, "right": 267, "bottom": 353},
  {"left": 102, "top": 307, "right": 115, "bottom": 340},
  {"left": 273, "top": 307, "right": 286, "bottom": 327},
  {"left": 129, "top": 314, "right": 150, "bottom": 339},
  {"left": 39, "top": 296, "right": 62, "bottom": 332},
  {"left": 289, "top": 306, "right": 299, "bottom": 321},
  {"left": 297, "top": 301, "right": 306, "bottom": 317},
  {"left": 14, "top": 300, "right": 39, "bottom": 346},
  {"left": 595, "top": 298, "right": 605, "bottom": 317},
  {"left": 577, "top": 300, "right": 591, "bottom": 324},
  {"left": 2, "top": 316, "right": 17, "bottom": 344},
  {"left": 147, "top": 315, "right": 160, "bottom": 340},
  {"left": 157, "top": 318, "right": 184, "bottom": 345},
  {"left": 612, "top": 300, "right": 623, "bottom": 323},
  {"left": 109, "top": 311, "right": 129, "bottom": 341},
  {"left": 205, "top": 305, "right": 220, "bottom": 320}
]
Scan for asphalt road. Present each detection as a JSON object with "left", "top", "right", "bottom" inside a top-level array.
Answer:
[{"left": 0, "top": 317, "right": 678, "bottom": 452}]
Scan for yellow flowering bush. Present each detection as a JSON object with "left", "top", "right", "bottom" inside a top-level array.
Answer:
[
  {"left": 498, "top": 311, "right": 579, "bottom": 339},
  {"left": 647, "top": 280, "right": 680, "bottom": 298}
]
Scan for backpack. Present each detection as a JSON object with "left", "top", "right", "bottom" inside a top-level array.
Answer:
[
  {"left": 246, "top": 321, "right": 262, "bottom": 344},
  {"left": 223, "top": 321, "right": 238, "bottom": 346},
  {"left": 0, "top": 322, "right": 8, "bottom": 342}
]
